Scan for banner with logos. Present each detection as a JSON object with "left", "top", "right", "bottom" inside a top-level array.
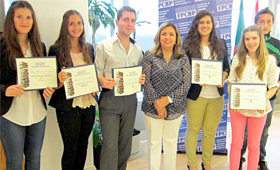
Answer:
[{"left": 159, "top": 0, "right": 233, "bottom": 154}]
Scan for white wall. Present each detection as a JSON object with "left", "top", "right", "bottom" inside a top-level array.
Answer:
[
  {"left": 27, "top": 0, "right": 89, "bottom": 51},
  {"left": 269, "top": 0, "right": 278, "bottom": 36},
  {"left": 25, "top": 0, "right": 93, "bottom": 170}
]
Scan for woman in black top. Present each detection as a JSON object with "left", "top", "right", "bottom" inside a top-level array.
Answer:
[
  {"left": 183, "top": 10, "right": 230, "bottom": 170},
  {"left": 0, "top": 1, "right": 54, "bottom": 169},
  {"left": 48, "top": 10, "right": 97, "bottom": 170}
]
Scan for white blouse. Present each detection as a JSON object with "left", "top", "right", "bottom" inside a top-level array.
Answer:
[
  {"left": 228, "top": 54, "right": 278, "bottom": 117},
  {"left": 199, "top": 46, "right": 221, "bottom": 99},
  {"left": 3, "top": 45, "right": 47, "bottom": 126},
  {"left": 70, "top": 52, "right": 97, "bottom": 109}
]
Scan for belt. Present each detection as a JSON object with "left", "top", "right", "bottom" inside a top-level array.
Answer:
[{"left": 102, "top": 88, "right": 112, "bottom": 92}]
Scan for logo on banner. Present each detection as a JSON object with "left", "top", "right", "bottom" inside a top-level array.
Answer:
[
  {"left": 221, "top": 32, "right": 231, "bottom": 40},
  {"left": 214, "top": 16, "right": 220, "bottom": 28},
  {"left": 217, "top": 3, "right": 233, "bottom": 12},
  {"left": 197, "top": 146, "right": 202, "bottom": 152},
  {"left": 216, "top": 131, "right": 227, "bottom": 137},
  {"left": 215, "top": 21, "right": 220, "bottom": 28},
  {"left": 176, "top": 10, "right": 196, "bottom": 19},
  {"left": 159, "top": 0, "right": 174, "bottom": 9},
  {"left": 177, "top": 137, "right": 185, "bottom": 143}
]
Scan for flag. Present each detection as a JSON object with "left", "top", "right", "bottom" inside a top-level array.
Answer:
[
  {"left": 233, "top": 0, "right": 245, "bottom": 55},
  {"left": 251, "top": 0, "right": 259, "bottom": 24}
]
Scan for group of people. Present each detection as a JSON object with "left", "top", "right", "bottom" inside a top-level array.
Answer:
[
  {"left": 141, "top": 7, "right": 280, "bottom": 170},
  {"left": 0, "top": 1, "right": 279, "bottom": 170}
]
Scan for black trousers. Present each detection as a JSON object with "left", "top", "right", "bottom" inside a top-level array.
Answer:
[{"left": 56, "top": 106, "right": 95, "bottom": 170}]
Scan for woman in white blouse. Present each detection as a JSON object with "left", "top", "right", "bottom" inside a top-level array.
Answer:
[
  {"left": 48, "top": 10, "right": 98, "bottom": 170},
  {"left": 0, "top": 1, "right": 54, "bottom": 169},
  {"left": 228, "top": 25, "right": 278, "bottom": 170}
]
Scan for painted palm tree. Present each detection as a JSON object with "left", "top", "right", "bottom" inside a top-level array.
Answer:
[
  {"left": 88, "top": 0, "right": 117, "bottom": 48},
  {"left": 133, "top": 9, "right": 151, "bottom": 39}
]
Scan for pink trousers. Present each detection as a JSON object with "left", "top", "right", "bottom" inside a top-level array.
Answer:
[{"left": 230, "top": 111, "right": 267, "bottom": 170}]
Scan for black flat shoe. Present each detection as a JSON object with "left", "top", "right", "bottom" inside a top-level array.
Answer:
[
  {"left": 259, "top": 160, "right": 269, "bottom": 170},
  {"left": 201, "top": 163, "right": 205, "bottom": 170}
]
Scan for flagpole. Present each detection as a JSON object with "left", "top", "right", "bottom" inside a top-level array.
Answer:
[{"left": 233, "top": 0, "right": 245, "bottom": 56}]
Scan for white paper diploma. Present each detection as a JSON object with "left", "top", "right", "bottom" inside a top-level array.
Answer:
[
  {"left": 16, "top": 57, "right": 58, "bottom": 90},
  {"left": 112, "top": 66, "right": 142, "bottom": 96},
  {"left": 230, "top": 83, "right": 266, "bottom": 110},
  {"left": 62, "top": 64, "right": 100, "bottom": 99},
  {"left": 191, "top": 58, "right": 223, "bottom": 85}
]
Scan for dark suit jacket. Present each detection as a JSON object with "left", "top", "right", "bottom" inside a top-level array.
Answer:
[
  {"left": 0, "top": 38, "right": 47, "bottom": 115},
  {"left": 187, "top": 39, "right": 230, "bottom": 100},
  {"left": 48, "top": 43, "right": 95, "bottom": 112}
]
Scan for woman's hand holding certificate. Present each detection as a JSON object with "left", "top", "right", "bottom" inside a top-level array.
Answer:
[
  {"left": 43, "top": 87, "right": 55, "bottom": 98},
  {"left": 58, "top": 69, "right": 66, "bottom": 86},
  {"left": 138, "top": 74, "right": 146, "bottom": 85},
  {"left": 5, "top": 85, "right": 25, "bottom": 97}
]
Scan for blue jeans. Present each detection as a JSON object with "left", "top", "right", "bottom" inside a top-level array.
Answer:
[
  {"left": 241, "top": 99, "right": 276, "bottom": 160},
  {"left": 0, "top": 116, "right": 46, "bottom": 170}
]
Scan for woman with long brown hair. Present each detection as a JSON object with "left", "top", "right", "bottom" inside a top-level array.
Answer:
[
  {"left": 48, "top": 10, "right": 97, "bottom": 170},
  {"left": 0, "top": 1, "right": 54, "bottom": 169},
  {"left": 183, "top": 10, "right": 230, "bottom": 170}
]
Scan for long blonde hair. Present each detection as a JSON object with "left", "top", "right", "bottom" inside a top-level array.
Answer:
[
  {"left": 151, "top": 22, "right": 184, "bottom": 59},
  {"left": 235, "top": 25, "right": 268, "bottom": 80}
]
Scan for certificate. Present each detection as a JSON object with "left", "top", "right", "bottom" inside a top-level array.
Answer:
[
  {"left": 62, "top": 64, "right": 100, "bottom": 99},
  {"left": 112, "top": 66, "right": 142, "bottom": 96},
  {"left": 229, "top": 83, "right": 266, "bottom": 110},
  {"left": 191, "top": 58, "right": 223, "bottom": 85},
  {"left": 16, "top": 57, "right": 58, "bottom": 90}
]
